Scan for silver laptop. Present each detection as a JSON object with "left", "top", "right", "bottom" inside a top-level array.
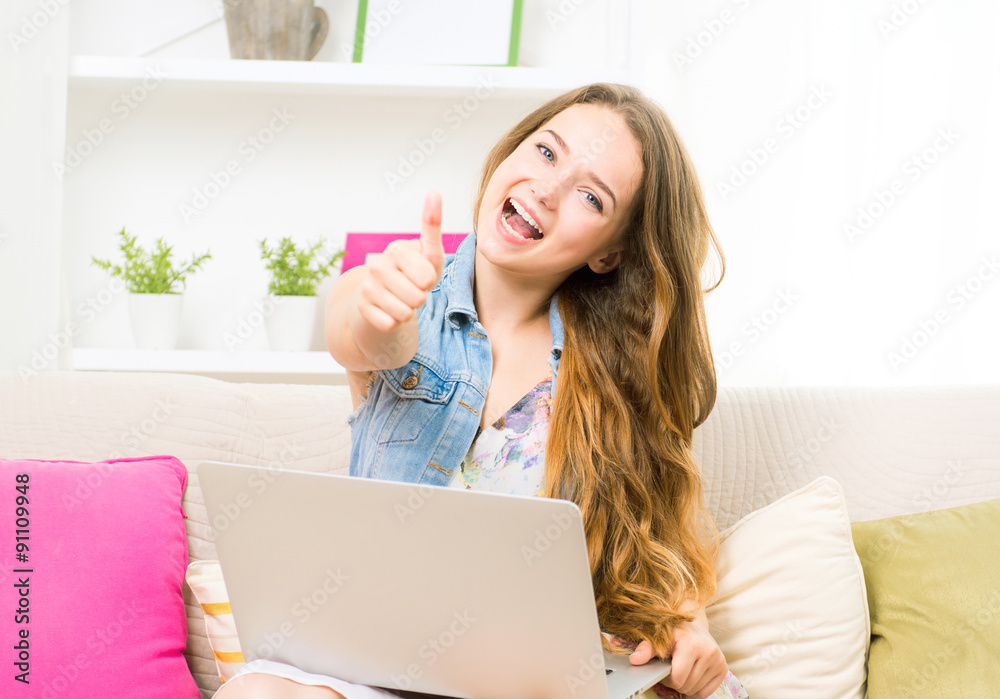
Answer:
[{"left": 198, "top": 460, "right": 672, "bottom": 699}]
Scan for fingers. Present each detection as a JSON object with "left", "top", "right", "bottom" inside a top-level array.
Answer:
[
  {"left": 356, "top": 281, "right": 416, "bottom": 331},
  {"left": 368, "top": 246, "right": 431, "bottom": 307},
  {"left": 667, "top": 648, "right": 699, "bottom": 696},
  {"left": 668, "top": 643, "right": 727, "bottom": 699},
  {"left": 420, "top": 190, "right": 445, "bottom": 278},
  {"left": 354, "top": 297, "right": 399, "bottom": 334},
  {"left": 691, "top": 669, "right": 728, "bottom": 699},
  {"left": 628, "top": 639, "right": 656, "bottom": 665},
  {"left": 677, "top": 658, "right": 713, "bottom": 699},
  {"left": 627, "top": 637, "right": 725, "bottom": 699},
  {"left": 354, "top": 238, "right": 438, "bottom": 333}
]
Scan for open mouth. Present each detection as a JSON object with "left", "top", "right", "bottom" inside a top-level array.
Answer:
[{"left": 502, "top": 198, "right": 544, "bottom": 240}]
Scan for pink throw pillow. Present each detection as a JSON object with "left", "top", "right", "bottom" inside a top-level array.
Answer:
[{"left": 0, "top": 455, "right": 200, "bottom": 698}]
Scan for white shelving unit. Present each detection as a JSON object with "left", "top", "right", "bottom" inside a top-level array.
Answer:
[
  {"left": 66, "top": 1, "right": 646, "bottom": 385},
  {"left": 69, "top": 56, "right": 636, "bottom": 98},
  {"left": 72, "top": 348, "right": 347, "bottom": 384}
]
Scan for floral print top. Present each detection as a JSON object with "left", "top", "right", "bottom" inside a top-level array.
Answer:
[
  {"left": 449, "top": 374, "right": 750, "bottom": 699},
  {"left": 450, "top": 374, "right": 553, "bottom": 496}
]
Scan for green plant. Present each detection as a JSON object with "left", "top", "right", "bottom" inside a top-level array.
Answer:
[
  {"left": 91, "top": 227, "right": 211, "bottom": 294},
  {"left": 259, "top": 237, "right": 345, "bottom": 296}
]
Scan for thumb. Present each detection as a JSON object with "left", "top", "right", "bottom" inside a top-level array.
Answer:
[
  {"left": 420, "top": 190, "right": 445, "bottom": 278},
  {"left": 629, "top": 640, "right": 657, "bottom": 665}
]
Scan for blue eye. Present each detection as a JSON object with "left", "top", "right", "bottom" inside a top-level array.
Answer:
[{"left": 535, "top": 142, "right": 603, "bottom": 212}]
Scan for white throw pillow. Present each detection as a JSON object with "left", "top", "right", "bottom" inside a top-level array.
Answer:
[{"left": 706, "top": 476, "right": 870, "bottom": 698}]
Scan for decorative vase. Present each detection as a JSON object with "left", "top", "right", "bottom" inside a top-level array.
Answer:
[
  {"left": 128, "top": 293, "right": 184, "bottom": 350},
  {"left": 223, "top": 0, "right": 329, "bottom": 61},
  {"left": 263, "top": 294, "right": 318, "bottom": 351}
]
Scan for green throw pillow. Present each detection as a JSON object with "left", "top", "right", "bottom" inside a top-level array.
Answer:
[{"left": 851, "top": 497, "right": 1000, "bottom": 697}]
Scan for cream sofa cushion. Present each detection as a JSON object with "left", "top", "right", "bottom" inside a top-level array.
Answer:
[{"left": 707, "top": 476, "right": 870, "bottom": 699}]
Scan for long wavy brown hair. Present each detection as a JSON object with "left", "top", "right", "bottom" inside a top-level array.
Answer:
[{"left": 473, "top": 83, "right": 725, "bottom": 657}]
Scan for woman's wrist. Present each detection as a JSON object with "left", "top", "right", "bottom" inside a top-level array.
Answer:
[{"left": 678, "top": 597, "right": 710, "bottom": 632}]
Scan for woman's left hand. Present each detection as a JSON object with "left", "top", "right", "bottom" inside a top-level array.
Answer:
[{"left": 621, "top": 610, "right": 728, "bottom": 699}]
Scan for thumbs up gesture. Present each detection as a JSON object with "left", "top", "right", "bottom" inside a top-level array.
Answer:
[
  {"left": 354, "top": 190, "right": 446, "bottom": 334},
  {"left": 419, "top": 189, "right": 445, "bottom": 281}
]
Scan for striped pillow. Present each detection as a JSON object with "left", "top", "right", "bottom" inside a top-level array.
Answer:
[{"left": 185, "top": 560, "right": 246, "bottom": 683}]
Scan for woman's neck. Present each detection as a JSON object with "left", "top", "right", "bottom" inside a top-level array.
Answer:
[{"left": 472, "top": 251, "right": 557, "bottom": 337}]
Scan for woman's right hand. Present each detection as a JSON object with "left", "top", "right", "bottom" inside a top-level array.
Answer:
[{"left": 352, "top": 190, "right": 446, "bottom": 333}]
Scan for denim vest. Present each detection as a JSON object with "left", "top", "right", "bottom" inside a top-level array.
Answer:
[{"left": 347, "top": 231, "right": 564, "bottom": 486}]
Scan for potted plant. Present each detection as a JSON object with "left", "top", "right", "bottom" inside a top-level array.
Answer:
[
  {"left": 258, "top": 236, "right": 344, "bottom": 351},
  {"left": 91, "top": 227, "right": 211, "bottom": 350}
]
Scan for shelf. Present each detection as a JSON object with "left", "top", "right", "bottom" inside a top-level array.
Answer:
[
  {"left": 72, "top": 348, "right": 346, "bottom": 378},
  {"left": 68, "top": 56, "right": 637, "bottom": 98}
]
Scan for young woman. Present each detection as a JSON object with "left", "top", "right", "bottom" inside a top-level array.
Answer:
[{"left": 216, "top": 83, "right": 746, "bottom": 699}]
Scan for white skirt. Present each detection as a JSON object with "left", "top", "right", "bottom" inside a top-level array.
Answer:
[{"left": 216, "top": 658, "right": 401, "bottom": 699}]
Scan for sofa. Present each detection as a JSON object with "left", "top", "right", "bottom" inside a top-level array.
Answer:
[{"left": 2, "top": 370, "right": 998, "bottom": 698}]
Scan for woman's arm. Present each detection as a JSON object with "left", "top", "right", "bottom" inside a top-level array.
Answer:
[{"left": 324, "top": 191, "right": 445, "bottom": 372}]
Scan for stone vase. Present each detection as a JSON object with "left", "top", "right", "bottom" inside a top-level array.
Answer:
[{"left": 223, "top": 0, "right": 329, "bottom": 61}]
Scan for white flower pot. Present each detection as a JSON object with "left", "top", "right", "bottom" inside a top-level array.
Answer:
[
  {"left": 263, "top": 294, "right": 318, "bottom": 351},
  {"left": 128, "top": 293, "right": 184, "bottom": 350}
]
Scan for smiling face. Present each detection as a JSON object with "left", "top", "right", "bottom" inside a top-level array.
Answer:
[{"left": 475, "top": 103, "right": 643, "bottom": 285}]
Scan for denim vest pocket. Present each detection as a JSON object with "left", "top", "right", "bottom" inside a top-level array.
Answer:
[
  {"left": 382, "top": 357, "right": 455, "bottom": 403},
  {"left": 373, "top": 357, "right": 457, "bottom": 444}
]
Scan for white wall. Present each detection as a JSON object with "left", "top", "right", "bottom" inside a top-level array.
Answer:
[
  {"left": 642, "top": 1, "right": 1000, "bottom": 386},
  {"left": 0, "top": 1, "right": 69, "bottom": 377},
  {"left": 6, "top": 0, "right": 998, "bottom": 386}
]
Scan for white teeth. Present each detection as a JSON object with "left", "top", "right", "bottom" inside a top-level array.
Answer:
[{"left": 508, "top": 198, "right": 542, "bottom": 234}]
